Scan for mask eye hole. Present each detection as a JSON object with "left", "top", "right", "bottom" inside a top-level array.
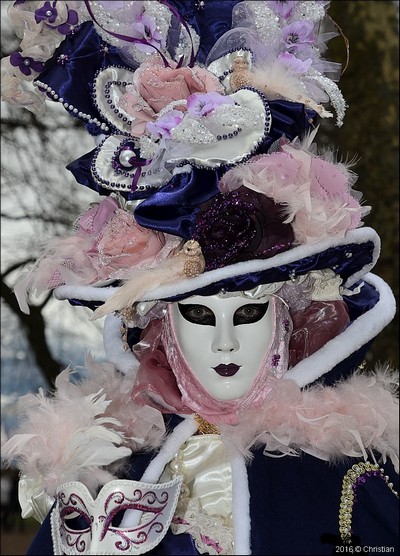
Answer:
[
  {"left": 178, "top": 303, "right": 216, "bottom": 326},
  {"left": 61, "top": 509, "right": 91, "bottom": 531},
  {"left": 111, "top": 508, "right": 126, "bottom": 527},
  {"left": 233, "top": 302, "right": 269, "bottom": 326}
]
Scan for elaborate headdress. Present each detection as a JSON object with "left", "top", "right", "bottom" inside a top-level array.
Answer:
[
  {"left": 1, "top": 1, "right": 398, "bottom": 538},
  {"left": 5, "top": 1, "right": 392, "bottom": 381}
]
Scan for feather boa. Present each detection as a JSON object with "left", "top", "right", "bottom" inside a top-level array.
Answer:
[
  {"left": 1, "top": 356, "right": 166, "bottom": 499},
  {"left": 251, "top": 61, "right": 334, "bottom": 118},
  {"left": 13, "top": 195, "right": 180, "bottom": 315},
  {"left": 92, "top": 239, "right": 205, "bottom": 319},
  {"left": 221, "top": 364, "right": 399, "bottom": 473},
  {"left": 2, "top": 361, "right": 398, "bottom": 511}
]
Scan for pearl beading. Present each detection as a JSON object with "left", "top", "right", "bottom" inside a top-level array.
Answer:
[
  {"left": 104, "top": 81, "right": 132, "bottom": 124},
  {"left": 307, "top": 68, "right": 347, "bottom": 127},
  {"left": 35, "top": 79, "right": 110, "bottom": 132},
  {"left": 91, "top": 136, "right": 165, "bottom": 193},
  {"left": 91, "top": 147, "right": 162, "bottom": 193},
  {"left": 93, "top": 65, "right": 136, "bottom": 135}
]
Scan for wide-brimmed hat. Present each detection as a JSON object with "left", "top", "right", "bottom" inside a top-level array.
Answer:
[
  {"left": 14, "top": 130, "right": 395, "bottom": 390},
  {"left": 4, "top": 1, "right": 395, "bottom": 388}
]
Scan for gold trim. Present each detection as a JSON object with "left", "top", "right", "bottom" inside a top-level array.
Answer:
[
  {"left": 194, "top": 414, "right": 220, "bottom": 435},
  {"left": 339, "top": 462, "right": 399, "bottom": 544}
]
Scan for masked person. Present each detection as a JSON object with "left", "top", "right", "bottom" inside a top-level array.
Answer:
[{"left": 1, "top": 1, "right": 398, "bottom": 555}]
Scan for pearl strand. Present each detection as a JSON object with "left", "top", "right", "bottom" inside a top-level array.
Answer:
[{"left": 168, "top": 451, "right": 190, "bottom": 499}]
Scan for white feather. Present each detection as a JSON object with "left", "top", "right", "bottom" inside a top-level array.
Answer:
[{"left": 251, "top": 60, "right": 333, "bottom": 118}]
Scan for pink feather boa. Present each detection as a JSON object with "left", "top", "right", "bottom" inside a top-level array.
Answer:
[
  {"left": 2, "top": 360, "right": 398, "bottom": 502},
  {"left": 1, "top": 357, "right": 166, "bottom": 497},
  {"left": 220, "top": 365, "right": 399, "bottom": 472}
]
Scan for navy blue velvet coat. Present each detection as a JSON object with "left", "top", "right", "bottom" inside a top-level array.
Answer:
[{"left": 26, "top": 423, "right": 399, "bottom": 556}]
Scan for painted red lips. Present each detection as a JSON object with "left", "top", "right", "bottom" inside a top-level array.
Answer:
[{"left": 213, "top": 364, "right": 241, "bottom": 377}]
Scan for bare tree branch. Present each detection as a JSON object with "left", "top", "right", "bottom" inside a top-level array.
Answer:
[{"left": 1, "top": 278, "right": 63, "bottom": 388}]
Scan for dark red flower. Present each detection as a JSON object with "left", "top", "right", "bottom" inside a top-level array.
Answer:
[{"left": 193, "top": 186, "right": 294, "bottom": 270}]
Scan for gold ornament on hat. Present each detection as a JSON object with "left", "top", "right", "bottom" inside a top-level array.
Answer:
[
  {"left": 92, "top": 239, "right": 205, "bottom": 320},
  {"left": 230, "top": 57, "right": 254, "bottom": 92},
  {"left": 180, "top": 240, "right": 205, "bottom": 278}
]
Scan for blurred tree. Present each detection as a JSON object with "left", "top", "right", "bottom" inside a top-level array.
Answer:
[
  {"left": 1, "top": 104, "right": 100, "bottom": 387},
  {"left": 1, "top": 2, "right": 102, "bottom": 389},
  {"left": 324, "top": 0, "right": 399, "bottom": 369}
]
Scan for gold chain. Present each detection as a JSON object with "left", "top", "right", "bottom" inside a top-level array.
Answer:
[{"left": 194, "top": 414, "right": 220, "bottom": 435}]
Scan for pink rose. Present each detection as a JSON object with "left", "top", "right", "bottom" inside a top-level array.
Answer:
[
  {"left": 97, "top": 209, "right": 166, "bottom": 277},
  {"left": 119, "top": 55, "right": 224, "bottom": 137},
  {"left": 76, "top": 196, "right": 119, "bottom": 238}
]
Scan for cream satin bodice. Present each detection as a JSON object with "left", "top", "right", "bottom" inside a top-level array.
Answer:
[{"left": 160, "top": 434, "right": 234, "bottom": 555}]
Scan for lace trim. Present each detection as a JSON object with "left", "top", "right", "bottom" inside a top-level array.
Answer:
[{"left": 171, "top": 497, "right": 234, "bottom": 555}]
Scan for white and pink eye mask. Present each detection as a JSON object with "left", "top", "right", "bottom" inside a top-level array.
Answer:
[{"left": 51, "top": 477, "right": 182, "bottom": 555}]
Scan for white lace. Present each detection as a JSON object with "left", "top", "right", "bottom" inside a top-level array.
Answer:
[{"left": 171, "top": 497, "right": 234, "bottom": 555}]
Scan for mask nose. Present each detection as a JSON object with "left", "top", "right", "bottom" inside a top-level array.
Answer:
[{"left": 211, "top": 318, "right": 240, "bottom": 353}]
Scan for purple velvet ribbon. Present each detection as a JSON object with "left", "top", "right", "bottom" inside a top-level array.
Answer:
[
  {"left": 159, "top": 0, "right": 196, "bottom": 67},
  {"left": 130, "top": 159, "right": 151, "bottom": 193},
  {"left": 116, "top": 145, "right": 151, "bottom": 193}
]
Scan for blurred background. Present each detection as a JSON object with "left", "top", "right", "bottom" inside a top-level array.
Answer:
[{"left": 1, "top": 1, "right": 399, "bottom": 554}]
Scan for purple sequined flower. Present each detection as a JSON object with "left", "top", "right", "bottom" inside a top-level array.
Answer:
[
  {"left": 193, "top": 187, "right": 295, "bottom": 270},
  {"left": 282, "top": 20, "right": 315, "bottom": 51},
  {"left": 147, "top": 110, "right": 184, "bottom": 138},
  {"left": 270, "top": 1, "right": 297, "bottom": 19},
  {"left": 9, "top": 52, "right": 45, "bottom": 76},
  {"left": 187, "top": 92, "right": 234, "bottom": 117}
]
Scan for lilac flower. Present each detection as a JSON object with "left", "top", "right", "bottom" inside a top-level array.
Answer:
[
  {"left": 34, "top": 1, "right": 58, "bottom": 24},
  {"left": 187, "top": 92, "right": 234, "bottom": 117},
  {"left": 146, "top": 110, "right": 184, "bottom": 138},
  {"left": 278, "top": 52, "right": 313, "bottom": 74},
  {"left": 270, "top": 1, "right": 297, "bottom": 19},
  {"left": 282, "top": 20, "right": 315, "bottom": 51},
  {"left": 97, "top": 1, "right": 127, "bottom": 9},
  {"left": 134, "top": 14, "right": 165, "bottom": 54},
  {"left": 10, "top": 52, "right": 45, "bottom": 76}
]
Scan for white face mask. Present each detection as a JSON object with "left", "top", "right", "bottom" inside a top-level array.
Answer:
[{"left": 169, "top": 293, "right": 274, "bottom": 400}]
